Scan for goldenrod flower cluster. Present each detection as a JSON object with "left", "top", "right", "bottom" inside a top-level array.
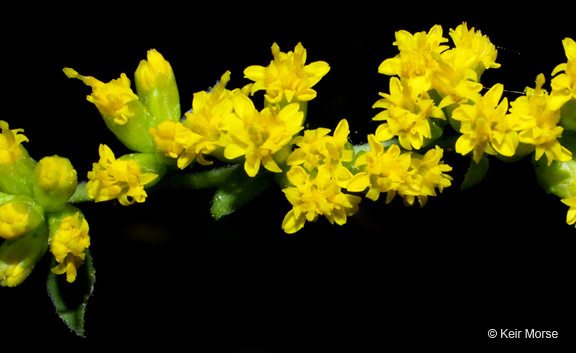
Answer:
[{"left": 4, "top": 25, "right": 575, "bottom": 294}]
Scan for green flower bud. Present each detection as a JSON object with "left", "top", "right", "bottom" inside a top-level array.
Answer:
[
  {"left": 0, "top": 222, "right": 48, "bottom": 287},
  {"left": 534, "top": 158, "right": 576, "bottom": 199},
  {"left": 33, "top": 155, "right": 78, "bottom": 212},
  {"left": 134, "top": 49, "right": 181, "bottom": 124}
]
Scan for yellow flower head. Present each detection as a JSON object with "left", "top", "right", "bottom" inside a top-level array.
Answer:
[
  {"left": 0, "top": 120, "right": 29, "bottom": 167},
  {"left": 550, "top": 37, "right": 576, "bottom": 111},
  {"left": 150, "top": 120, "right": 201, "bottom": 168},
  {"left": 86, "top": 144, "right": 158, "bottom": 205},
  {"left": 282, "top": 165, "right": 361, "bottom": 234},
  {"left": 373, "top": 77, "right": 445, "bottom": 150},
  {"left": 510, "top": 74, "right": 572, "bottom": 165},
  {"left": 135, "top": 49, "right": 174, "bottom": 91},
  {"left": 183, "top": 71, "right": 245, "bottom": 164},
  {"left": 224, "top": 95, "right": 304, "bottom": 177},
  {"left": 287, "top": 119, "right": 354, "bottom": 187},
  {"left": 244, "top": 42, "right": 330, "bottom": 104},
  {"left": 405, "top": 146, "right": 453, "bottom": 207},
  {"left": 452, "top": 84, "right": 519, "bottom": 163},
  {"left": 443, "top": 22, "right": 500, "bottom": 77},
  {"left": 347, "top": 135, "right": 413, "bottom": 202},
  {"left": 63, "top": 67, "right": 139, "bottom": 125},
  {"left": 379, "top": 24, "right": 449, "bottom": 94},
  {"left": 50, "top": 212, "right": 90, "bottom": 283},
  {"left": 562, "top": 196, "right": 576, "bottom": 228}
]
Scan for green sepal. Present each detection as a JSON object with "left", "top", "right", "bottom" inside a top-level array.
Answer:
[
  {"left": 0, "top": 153, "right": 36, "bottom": 197},
  {"left": 560, "top": 98, "right": 576, "bottom": 132},
  {"left": 461, "top": 156, "right": 490, "bottom": 190},
  {"left": 102, "top": 100, "right": 156, "bottom": 153},
  {"left": 211, "top": 167, "right": 275, "bottom": 220},
  {"left": 534, "top": 158, "right": 576, "bottom": 199},
  {"left": 46, "top": 248, "right": 95, "bottom": 338},
  {"left": 118, "top": 152, "right": 167, "bottom": 188},
  {"left": 135, "top": 71, "right": 181, "bottom": 125},
  {"left": 0, "top": 222, "right": 48, "bottom": 287}
]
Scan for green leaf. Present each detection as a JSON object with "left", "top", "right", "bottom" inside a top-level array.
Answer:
[
  {"left": 211, "top": 167, "right": 275, "bottom": 220},
  {"left": 46, "top": 249, "right": 95, "bottom": 337},
  {"left": 461, "top": 156, "right": 489, "bottom": 190}
]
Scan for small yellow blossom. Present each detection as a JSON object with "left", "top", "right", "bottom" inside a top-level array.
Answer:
[
  {"left": 452, "top": 84, "right": 519, "bottom": 163},
  {"left": 182, "top": 71, "right": 243, "bottom": 165},
  {"left": 63, "top": 67, "right": 139, "bottom": 125},
  {"left": 550, "top": 37, "right": 576, "bottom": 111},
  {"left": 562, "top": 196, "right": 576, "bottom": 228},
  {"left": 404, "top": 146, "right": 453, "bottom": 206},
  {"left": 50, "top": 212, "right": 90, "bottom": 283},
  {"left": 149, "top": 120, "right": 200, "bottom": 168},
  {"left": 378, "top": 24, "right": 449, "bottom": 94},
  {"left": 443, "top": 22, "right": 500, "bottom": 77},
  {"left": 373, "top": 77, "right": 445, "bottom": 150},
  {"left": 287, "top": 119, "right": 354, "bottom": 187},
  {"left": 244, "top": 42, "right": 330, "bottom": 104},
  {"left": 86, "top": 144, "right": 158, "bottom": 205},
  {"left": 509, "top": 74, "right": 572, "bottom": 165},
  {"left": 347, "top": 135, "right": 413, "bottom": 202},
  {"left": 224, "top": 95, "right": 304, "bottom": 177},
  {"left": 0, "top": 120, "right": 29, "bottom": 167},
  {"left": 135, "top": 49, "right": 174, "bottom": 91},
  {"left": 282, "top": 165, "right": 361, "bottom": 234}
]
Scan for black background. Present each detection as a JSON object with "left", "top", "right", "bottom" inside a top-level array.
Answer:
[{"left": 2, "top": 5, "right": 575, "bottom": 351}]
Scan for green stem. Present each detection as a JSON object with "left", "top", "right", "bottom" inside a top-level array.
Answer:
[
  {"left": 68, "top": 182, "right": 93, "bottom": 204},
  {"left": 155, "top": 164, "right": 240, "bottom": 191}
]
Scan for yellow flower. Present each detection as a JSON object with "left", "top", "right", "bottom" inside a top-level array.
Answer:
[
  {"left": 347, "top": 135, "right": 413, "bottom": 202},
  {"left": 149, "top": 120, "right": 200, "bottom": 169},
  {"left": 86, "top": 144, "right": 158, "bottom": 205},
  {"left": 373, "top": 77, "right": 445, "bottom": 150},
  {"left": 244, "top": 42, "right": 330, "bottom": 104},
  {"left": 63, "top": 67, "right": 139, "bottom": 125},
  {"left": 550, "top": 37, "right": 576, "bottom": 111},
  {"left": 182, "top": 71, "right": 244, "bottom": 165},
  {"left": 287, "top": 119, "right": 354, "bottom": 187},
  {"left": 50, "top": 212, "right": 90, "bottom": 283},
  {"left": 404, "top": 146, "right": 453, "bottom": 207},
  {"left": 0, "top": 120, "right": 29, "bottom": 167},
  {"left": 509, "top": 74, "right": 572, "bottom": 165},
  {"left": 134, "top": 49, "right": 174, "bottom": 92},
  {"left": 282, "top": 165, "right": 361, "bottom": 234},
  {"left": 562, "top": 196, "right": 576, "bottom": 228},
  {"left": 443, "top": 22, "right": 500, "bottom": 78},
  {"left": 378, "top": 24, "right": 449, "bottom": 94},
  {"left": 224, "top": 95, "right": 304, "bottom": 177},
  {"left": 452, "top": 84, "right": 519, "bottom": 163}
]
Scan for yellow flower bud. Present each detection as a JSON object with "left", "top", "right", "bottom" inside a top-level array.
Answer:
[
  {"left": 33, "top": 155, "right": 78, "bottom": 212},
  {"left": 0, "top": 194, "right": 45, "bottom": 240}
]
